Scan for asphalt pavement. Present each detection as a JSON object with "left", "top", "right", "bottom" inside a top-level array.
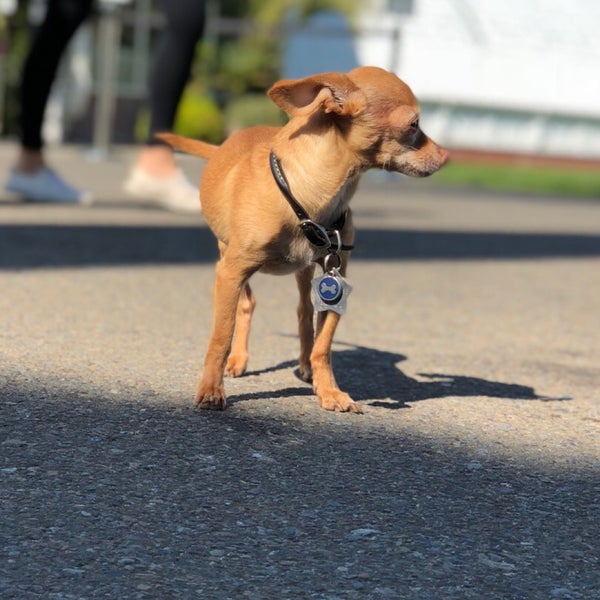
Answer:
[{"left": 1, "top": 142, "right": 599, "bottom": 599}]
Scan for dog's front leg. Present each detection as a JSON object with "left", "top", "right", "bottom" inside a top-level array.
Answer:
[
  {"left": 311, "top": 244, "right": 361, "bottom": 413},
  {"left": 196, "top": 255, "right": 255, "bottom": 410},
  {"left": 311, "top": 309, "right": 361, "bottom": 413}
]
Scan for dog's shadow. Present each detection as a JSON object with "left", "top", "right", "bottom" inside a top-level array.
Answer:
[{"left": 239, "top": 342, "right": 568, "bottom": 408}]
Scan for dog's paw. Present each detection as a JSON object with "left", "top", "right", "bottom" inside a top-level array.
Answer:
[
  {"left": 225, "top": 353, "right": 248, "bottom": 378},
  {"left": 318, "top": 389, "right": 362, "bottom": 414},
  {"left": 297, "top": 362, "right": 313, "bottom": 383},
  {"left": 195, "top": 383, "right": 227, "bottom": 410}
]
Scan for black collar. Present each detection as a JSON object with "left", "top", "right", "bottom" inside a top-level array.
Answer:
[{"left": 269, "top": 151, "right": 353, "bottom": 252}]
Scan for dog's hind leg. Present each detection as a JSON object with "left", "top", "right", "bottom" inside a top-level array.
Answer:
[
  {"left": 225, "top": 281, "right": 256, "bottom": 377},
  {"left": 295, "top": 265, "right": 316, "bottom": 382}
]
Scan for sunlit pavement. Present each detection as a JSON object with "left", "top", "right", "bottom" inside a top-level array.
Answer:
[{"left": 1, "top": 143, "right": 599, "bottom": 598}]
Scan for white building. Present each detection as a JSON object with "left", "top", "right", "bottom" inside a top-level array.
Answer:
[{"left": 357, "top": 0, "right": 600, "bottom": 159}]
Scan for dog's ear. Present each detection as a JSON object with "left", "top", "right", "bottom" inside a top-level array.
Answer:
[{"left": 268, "top": 72, "right": 367, "bottom": 118}]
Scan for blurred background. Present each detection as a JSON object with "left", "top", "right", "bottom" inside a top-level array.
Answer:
[{"left": 1, "top": 0, "right": 599, "bottom": 197}]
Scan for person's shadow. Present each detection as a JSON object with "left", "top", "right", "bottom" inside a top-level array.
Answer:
[{"left": 237, "top": 341, "right": 568, "bottom": 408}]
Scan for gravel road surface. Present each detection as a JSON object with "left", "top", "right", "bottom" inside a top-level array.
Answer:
[{"left": 1, "top": 145, "right": 599, "bottom": 599}]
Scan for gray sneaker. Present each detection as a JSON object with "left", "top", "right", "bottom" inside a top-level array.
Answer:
[{"left": 5, "top": 167, "right": 92, "bottom": 204}]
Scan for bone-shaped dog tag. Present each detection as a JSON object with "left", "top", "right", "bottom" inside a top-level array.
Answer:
[{"left": 311, "top": 269, "right": 352, "bottom": 314}]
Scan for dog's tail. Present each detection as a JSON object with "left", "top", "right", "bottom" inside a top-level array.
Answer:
[{"left": 155, "top": 132, "right": 218, "bottom": 160}]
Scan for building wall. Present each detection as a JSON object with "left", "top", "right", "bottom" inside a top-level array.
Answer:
[{"left": 357, "top": 0, "right": 600, "bottom": 159}]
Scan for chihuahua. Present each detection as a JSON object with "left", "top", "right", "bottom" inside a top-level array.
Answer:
[{"left": 158, "top": 66, "right": 448, "bottom": 413}]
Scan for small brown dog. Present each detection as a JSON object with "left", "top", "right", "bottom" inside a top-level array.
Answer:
[{"left": 158, "top": 66, "right": 448, "bottom": 413}]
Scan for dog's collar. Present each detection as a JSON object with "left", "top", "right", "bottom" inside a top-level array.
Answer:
[{"left": 269, "top": 151, "right": 353, "bottom": 252}]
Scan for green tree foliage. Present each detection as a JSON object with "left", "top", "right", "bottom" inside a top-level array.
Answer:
[
  {"left": 188, "top": 0, "right": 360, "bottom": 138},
  {"left": 1, "top": 5, "right": 32, "bottom": 135},
  {"left": 197, "top": 0, "right": 359, "bottom": 101},
  {"left": 247, "top": 0, "right": 359, "bottom": 25}
]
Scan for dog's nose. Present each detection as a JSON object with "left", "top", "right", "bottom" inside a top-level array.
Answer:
[{"left": 439, "top": 147, "right": 450, "bottom": 166}]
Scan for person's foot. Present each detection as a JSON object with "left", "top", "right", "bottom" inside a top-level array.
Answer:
[
  {"left": 123, "top": 167, "right": 201, "bottom": 213},
  {"left": 5, "top": 167, "right": 92, "bottom": 204}
]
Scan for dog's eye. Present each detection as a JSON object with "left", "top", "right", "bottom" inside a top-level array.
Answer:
[{"left": 410, "top": 119, "right": 419, "bottom": 130}]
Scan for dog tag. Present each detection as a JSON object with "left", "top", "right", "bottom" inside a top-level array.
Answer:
[{"left": 311, "top": 268, "right": 352, "bottom": 314}]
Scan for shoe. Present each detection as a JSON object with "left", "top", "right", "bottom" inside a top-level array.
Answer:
[
  {"left": 123, "top": 167, "right": 201, "bottom": 213},
  {"left": 5, "top": 167, "right": 92, "bottom": 204}
]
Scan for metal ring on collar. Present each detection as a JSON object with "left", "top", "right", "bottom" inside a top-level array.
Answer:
[
  {"left": 329, "top": 229, "right": 342, "bottom": 252},
  {"left": 324, "top": 253, "right": 342, "bottom": 272}
]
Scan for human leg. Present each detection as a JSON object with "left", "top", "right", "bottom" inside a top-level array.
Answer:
[
  {"left": 124, "top": 0, "right": 206, "bottom": 212},
  {"left": 19, "top": 0, "right": 94, "bottom": 163},
  {"left": 6, "top": 0, "right": 94, "bottom": 203}
]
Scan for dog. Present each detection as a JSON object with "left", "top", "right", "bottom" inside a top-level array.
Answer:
[{"left": 157, "top": 66, "right": 448, "bottom": 413}]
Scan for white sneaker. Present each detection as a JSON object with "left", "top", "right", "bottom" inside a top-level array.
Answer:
[
  {"left": 123, "top": 167, "right": 201, "bottom": 213},
  {"left": 4, "top": 167, "right": 92, "bottom": 204}
]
